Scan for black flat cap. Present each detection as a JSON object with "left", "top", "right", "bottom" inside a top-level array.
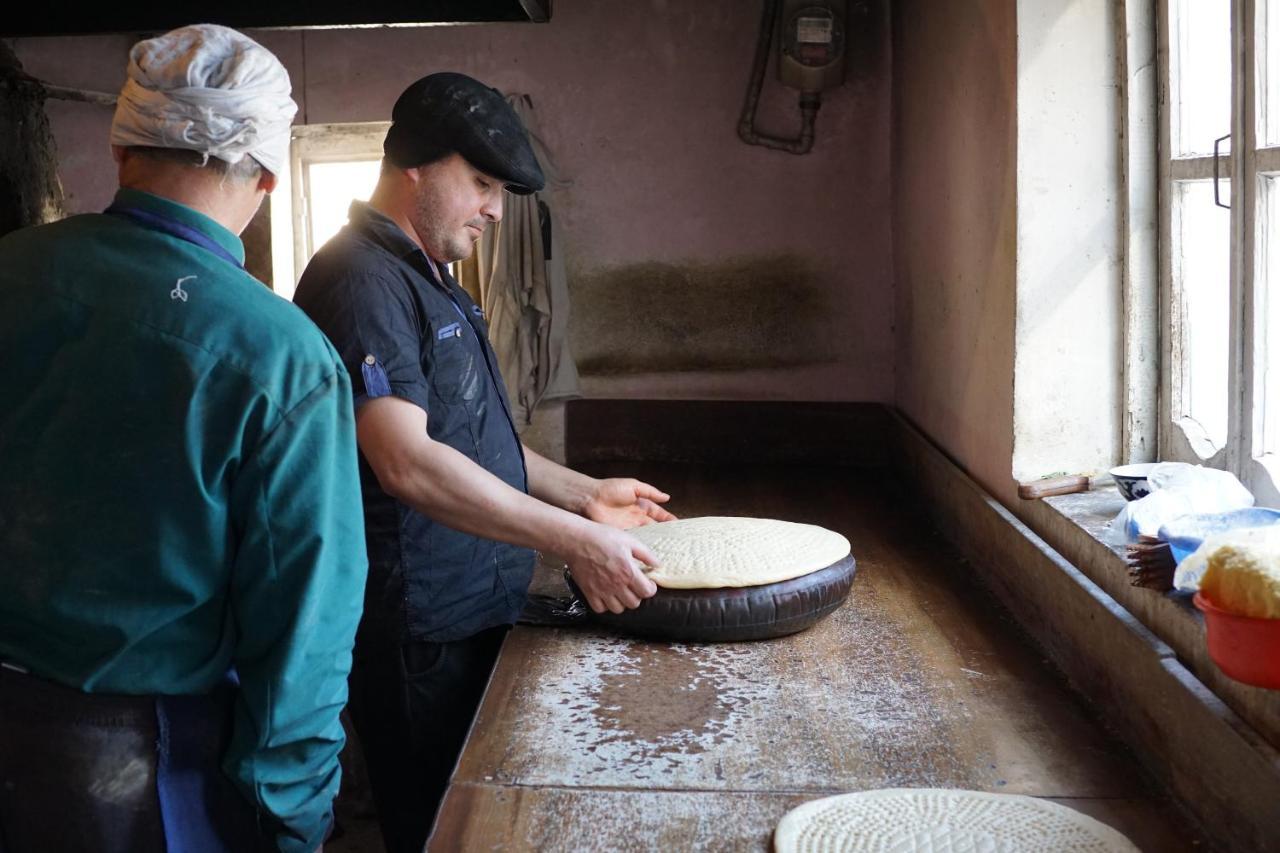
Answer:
[{"left": 383, "top": 72, "right": 545, "bottom": 195}]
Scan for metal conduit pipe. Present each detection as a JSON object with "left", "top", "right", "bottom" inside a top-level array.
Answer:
[
  {"left": 737, "top": 0, "right": 822, "bottom": 155},
  {"left": 41, "top": 84, "right": 118, "bottom": 107}
]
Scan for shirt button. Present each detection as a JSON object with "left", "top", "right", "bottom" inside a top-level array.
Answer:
[{"left": 364, "top": 355, "right": 376, "bottom": 365}]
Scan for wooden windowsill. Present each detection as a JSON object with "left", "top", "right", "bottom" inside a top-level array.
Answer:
[{"left": 1024, "top": 481, "right": 1280, "bottom": 751}]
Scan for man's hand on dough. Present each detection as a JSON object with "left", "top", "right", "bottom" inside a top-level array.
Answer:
[
  {"left": 582, "top": 478, "right": 677, "bottom": 529},
  {"left": 567, "top": 525, "right": 660, "bottom": 614}
]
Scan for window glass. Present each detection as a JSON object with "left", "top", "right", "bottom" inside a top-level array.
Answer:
[
  {"left": 1173, "top": 179, "right": 1231, "bottom": 450},
  {"left": 1172, "top": 0, "right": 1232, "bottom": 157},
  {"left": 1259, "top": 175, "right": 1280, "bottom": 454},
  {"left": 306, "top": 160, "right": 382, "bottom": 257},
  {"left": 1260, "top": 0, "right": 1280, "bottom": 146}
]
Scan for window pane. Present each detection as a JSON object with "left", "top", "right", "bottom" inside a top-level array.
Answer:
[
  {"left": 306, "top": 160, "right": 382, "bottom": 258},
  {"left": 1260, "top": 175, "right": 1280, "bottom": 454},
  {"left": 1262, "top": 0, "right": 1280, "bottom": 146},
  {"left": 1172, "top": 0, "right": 1231, "bottom": 157},
  {"left": 1173, "top": 179, "right": 1231, "bottom": 450}
]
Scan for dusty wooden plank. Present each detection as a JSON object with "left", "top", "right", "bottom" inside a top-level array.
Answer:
[
  {"left": 430, "top": 784, "right": 1201, "bottom": 853},
  {"left": 1043, "top": 798, "right": 1203, "bottom": 853},
  {"left": 460, "top": 465, "right": 1158, "bottom": 801},
  {"left": 430, "top": 784, "right": 808, "bottom": 852}
]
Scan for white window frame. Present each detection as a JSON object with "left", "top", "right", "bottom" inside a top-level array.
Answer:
[
  {"left": 1156, "top": 0, "right": 1280, "bottom": 506},
  {"left": 289, "top": 122, "right": 391, "bottom": 281},
  {"left": 269, "top": 121, "right": 389, "bottom": 299}
]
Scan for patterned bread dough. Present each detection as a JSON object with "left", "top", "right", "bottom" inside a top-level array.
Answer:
[
  {"left": 773, "top": 789, "right": 1140, "bottom": 853},
  {"left": 629, "top": 516, "right": 850, "bottom": 589},
  {"left": 1200, "top": 531, "right": 1280, "bottom": 619}
]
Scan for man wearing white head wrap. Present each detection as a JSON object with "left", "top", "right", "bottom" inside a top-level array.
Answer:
[
  {"left": 0, "top": 23, "right": 362, "bottom": 853},
  {"left": 110, "top": 23, "right": 297, "bottom": 177}
]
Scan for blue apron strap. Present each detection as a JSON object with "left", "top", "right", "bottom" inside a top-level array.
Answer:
[
  {"left": 105, "top": 204, "right": 246, "bottom": 271},
  {"left": 153, "top": 673, "right": 259, "bottom": 852}
]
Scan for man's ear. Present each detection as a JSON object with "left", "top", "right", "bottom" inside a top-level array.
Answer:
[
  {"left": 111, "top": 145, "right": 127, "bottom": 166},
  {"left": 259, "top": 171, "right": 279, "bottom": 194}
]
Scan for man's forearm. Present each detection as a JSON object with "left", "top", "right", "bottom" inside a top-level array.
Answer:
[
  {"left": 381, "top": 433, "right": 594, "bottom": 557},
  {"left": 355, "top": 397, "right": 660, "bottom": 613},
  {"left": 522, "top": 443, "right": 598, "bottom": 515}
]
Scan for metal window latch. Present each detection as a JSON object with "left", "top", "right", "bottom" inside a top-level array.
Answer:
[{"left": 1214, "top": 133, "right": 1231, "bottom": 209}]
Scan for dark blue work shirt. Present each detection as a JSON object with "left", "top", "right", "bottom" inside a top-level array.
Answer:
[{"left": 295, "top": 201, "right": 533, "bottom": 643}]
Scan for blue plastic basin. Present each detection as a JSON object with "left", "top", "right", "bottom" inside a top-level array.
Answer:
[{"left": 1159, "top": 507, "right": 1280, "bottom": 564}]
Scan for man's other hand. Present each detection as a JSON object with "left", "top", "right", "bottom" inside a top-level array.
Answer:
[{"left": 583, "top": 478, "right": 677, "bottom": 529}]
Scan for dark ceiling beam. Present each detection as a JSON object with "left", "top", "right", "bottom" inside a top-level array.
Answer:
[
  {"left": 1, "top": 1, "right": 552, "bottom": 37},
  {"left": 516, "top": 0, "right": 550, "bottom": 24}
]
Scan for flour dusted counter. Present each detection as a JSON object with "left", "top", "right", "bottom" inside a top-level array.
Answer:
[{"left": 428, "top": 464, "right": 1200, "bottom": 852}]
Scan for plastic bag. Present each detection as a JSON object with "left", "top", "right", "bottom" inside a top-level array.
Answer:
[
  {"left": 1103, "top": 462, "right": 1254, "bottom": 546},
  {"left": 1173, "top": 524, "right": 1280, "bottom": 592}
]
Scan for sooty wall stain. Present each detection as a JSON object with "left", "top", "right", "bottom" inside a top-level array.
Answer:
[
  {"left": 0, "top": 48, "right": 65, "bottom": 238},
  {"left": 569, "top": 255, "right": 840, "bottom": 375}
]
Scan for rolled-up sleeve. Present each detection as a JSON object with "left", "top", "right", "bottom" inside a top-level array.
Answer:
[
  {"left": 303, "top": 272, "right": 431, "bottom": 415},
  {"left": 223, "top": 366, "right": 368, "bottom": 853}
]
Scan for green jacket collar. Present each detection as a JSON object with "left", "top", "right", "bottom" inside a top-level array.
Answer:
[{"left": 112, "top": 188, "right": 247, "bottom": 266}]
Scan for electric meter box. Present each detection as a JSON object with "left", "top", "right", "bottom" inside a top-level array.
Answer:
[{"left": 778, "top": 0, "right": 848, "bottom": 93}]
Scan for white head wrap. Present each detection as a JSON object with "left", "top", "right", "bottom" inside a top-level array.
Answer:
[{"left": 110, "top": 24, "right": 297, "bottom": 177}]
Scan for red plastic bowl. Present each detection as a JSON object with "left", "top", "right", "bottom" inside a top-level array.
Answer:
[{"left": 1194, "top": 592, "right": 1280, "bottom": 690}]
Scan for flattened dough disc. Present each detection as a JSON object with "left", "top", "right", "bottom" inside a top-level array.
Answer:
[
  {"left": 630, "top": 516, "right": 851, "bottom": 589},
  {"left": 774, "top": 789, "right": 1140, "bottom": 852}
]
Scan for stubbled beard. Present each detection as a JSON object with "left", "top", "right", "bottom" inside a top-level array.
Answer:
[{"left": 412, "top": 198, "right": 471, "bottom": 262}]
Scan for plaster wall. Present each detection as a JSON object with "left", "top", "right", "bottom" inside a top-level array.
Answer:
[
  {"left": 1012, "top": 0, "right": 1123, "bottom": 482},
  {"left": 891, "top": 0, "right": 1017, "bottom": 500},
  {"left": 9, "top": 0, "right": 893, "bottom": 404}
]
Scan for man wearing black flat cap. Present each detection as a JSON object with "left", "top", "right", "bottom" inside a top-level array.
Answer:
[{"left": 294, "top": 73, "right": 676, "bottom": 853}]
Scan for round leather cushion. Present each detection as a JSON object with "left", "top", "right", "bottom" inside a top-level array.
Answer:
[{"left": 568, "top": 555, "right": 857, "bottom": 643}]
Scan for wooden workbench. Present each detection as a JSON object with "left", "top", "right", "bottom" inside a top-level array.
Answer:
[{"left": 429, "top": 464, "right": 1204, "bottom": 851}]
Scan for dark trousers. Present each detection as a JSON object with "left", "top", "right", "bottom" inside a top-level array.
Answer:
[
  {"left": 346, "top": 625, "right": 508, "bottom": 853},
  {"left": 0, "top": 665, "right": 265, "bottom": 853}
]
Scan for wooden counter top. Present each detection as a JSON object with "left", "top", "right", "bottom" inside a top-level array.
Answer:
[{"left": 430, "top": 464, "right": 1205, "bottom": 851}]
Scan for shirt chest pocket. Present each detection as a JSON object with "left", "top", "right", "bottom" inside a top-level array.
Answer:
[{"left": 428, "top": 321, "right": 481, "bottom": 403}]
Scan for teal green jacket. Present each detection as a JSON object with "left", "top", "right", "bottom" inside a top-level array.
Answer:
[{"left": 0, "top": 189, "right": 368, "bottom": 853}]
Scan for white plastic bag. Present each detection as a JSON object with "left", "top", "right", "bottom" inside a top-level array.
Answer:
[{"left": 1103, "top": 462, "right": 1254, "bottom": 546}]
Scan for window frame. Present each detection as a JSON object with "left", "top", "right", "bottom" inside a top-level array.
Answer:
[
  {"left": 287, "top": 122, "right": 391, "bottom": 284},
  {"left": 1155, "top": 0, "right": 1280, "bottom": 506}
]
